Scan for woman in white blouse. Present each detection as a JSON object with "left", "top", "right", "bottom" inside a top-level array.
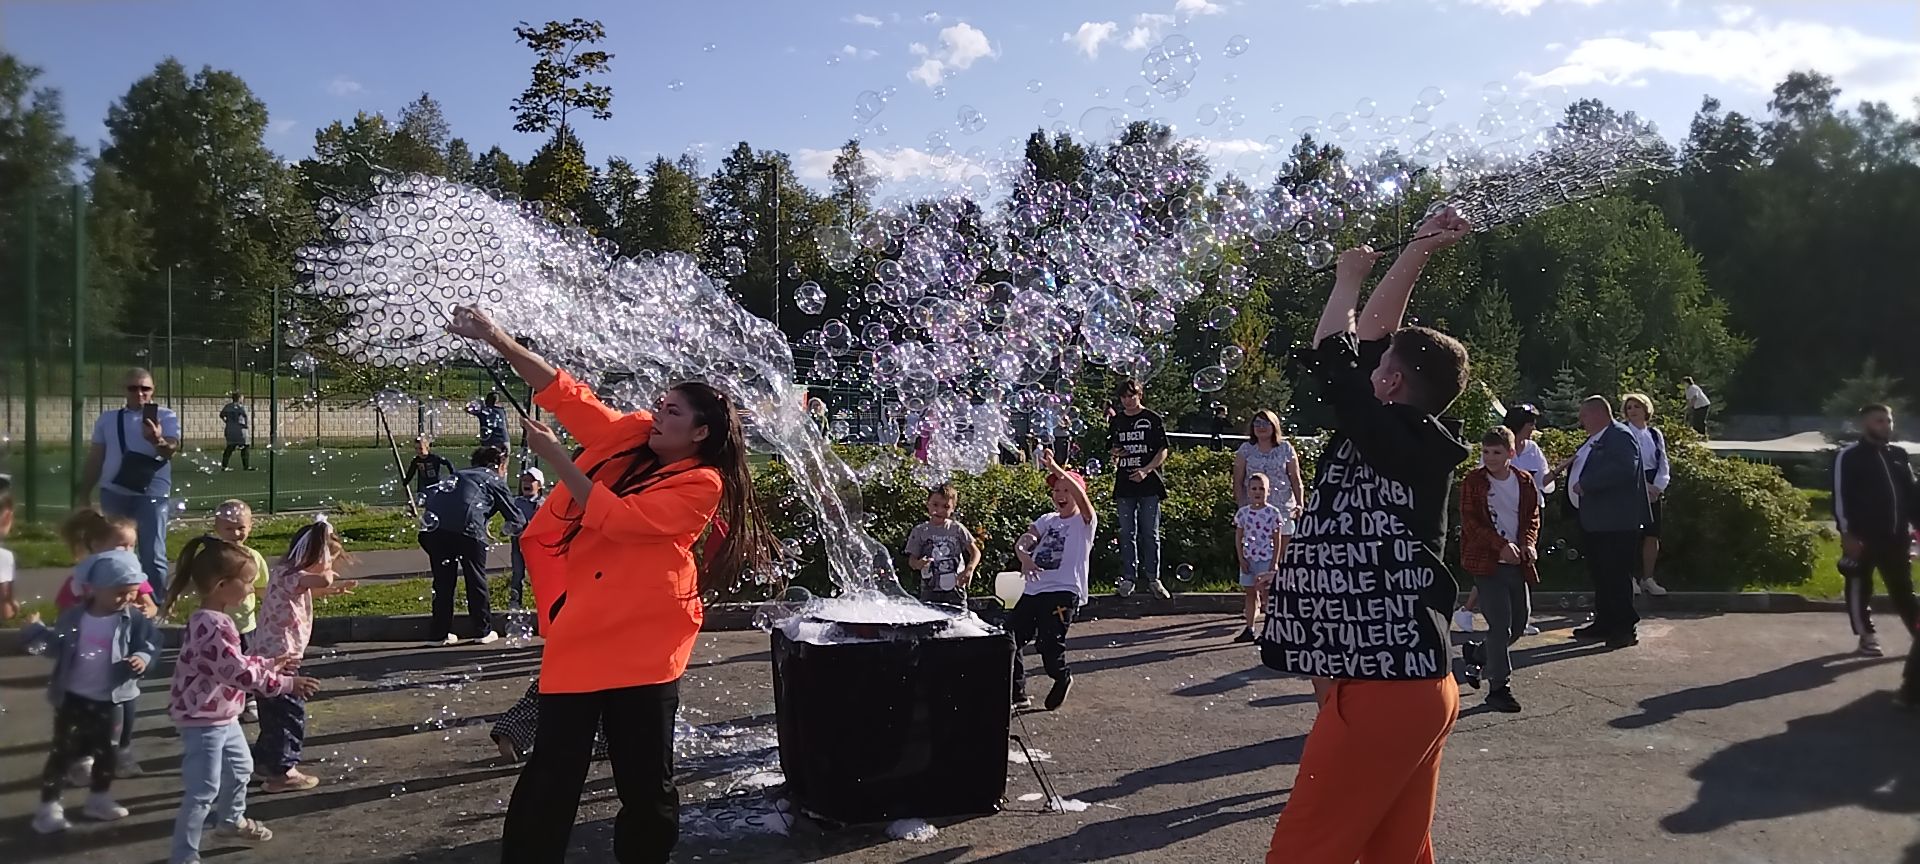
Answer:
[
  {"left": 1620, "top": 393, "right": 1670, "bottom": 596},
  {"left": 1231, "top": 410, "right": 1304, "bottom": 517}
]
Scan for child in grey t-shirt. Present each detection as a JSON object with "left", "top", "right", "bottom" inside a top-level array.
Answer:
[{"left": 906, "top": 483, "right": 980, "bottom": 607}]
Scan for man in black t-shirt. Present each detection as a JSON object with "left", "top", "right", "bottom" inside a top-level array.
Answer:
[{"left": 1107, "top": 380, "right": 1171, "bottom": 599}]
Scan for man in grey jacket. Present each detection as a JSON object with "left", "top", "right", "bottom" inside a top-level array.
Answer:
[{"left": 1563, "top": 396, "right": 1652, "bottom": 648}]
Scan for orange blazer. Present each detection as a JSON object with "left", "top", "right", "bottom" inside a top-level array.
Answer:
[{"left": 522, "top": 370, "right": 722, "bottom": 694}]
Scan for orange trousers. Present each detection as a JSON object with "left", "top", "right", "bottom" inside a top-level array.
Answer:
[{"left": 1267, "top": 677, "right": 1459, "bottom": 864}]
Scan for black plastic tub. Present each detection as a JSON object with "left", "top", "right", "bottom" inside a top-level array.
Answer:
[{"left": 771, "top": 622, "right": 1013, "bottom": 823}]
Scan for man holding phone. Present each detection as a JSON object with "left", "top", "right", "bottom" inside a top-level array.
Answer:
[{"left": 80, "top": 368, "right": 180, "bottom": 594}]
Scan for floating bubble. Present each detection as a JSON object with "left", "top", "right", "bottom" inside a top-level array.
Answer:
[
  {"left": 795, "top": 281, "right": 827, "bottom": 315},
  {"left": 1223, "top": 35, "right": 1251, "bottom": 57},
  {"left": 1174, "top": 563, "right": 1196, "bottom": 582},
  {"left": 1196, "top": 103, "right": 1219, "bottom": 126},
  {"left": 955, "top": 105, "right": 987, "bottom": 134},
  {"left": 1192, "top": 366, "right": 1228, "bottom": 393},
  {"left": 1219, "top": 344, "right": 1245, "bottom": 372},
  {"left": 1204, "top": 305, "right": 1237, "bottom": 330},
  {"left": 667, "top": 79, "right": 686, "bottom": 92},
  {"left": 1026, "top": 79, "right": 1044, "bottom": 94},
  {"left": 1041, "top": 98, "right": 1064, "bottom": 118},
  {"left": 1418, "top": 86, "right": 1447, "bottom": 107},
  {"left": 1482, "top": 81, "right": 1509, "bottom": 105}
]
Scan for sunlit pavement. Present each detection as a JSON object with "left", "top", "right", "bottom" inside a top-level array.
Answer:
[{"left": 4, "top": 611, "right": 1917, "bottom": 863}]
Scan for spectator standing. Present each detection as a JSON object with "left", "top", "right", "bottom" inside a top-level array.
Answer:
[
  {"left": 1209, "top": 403, "right": 1229, "bottom": 450},
  {"left": 1107, "top": 380, "right": 1171, "bottom": 599},
  {"left": 403, "top": 436, "right": 457, "bottom": 498},
  {"left": 1620, "top": 394, "right": 1671, "bottom": 596},
  {"left": 1562, "top": 396, "right": 1651, "bottom": 649},
  {"left": 1458, "top": 426, "right": 1540, "bottom": 713},
  {"left": 468, "top": 392, "right": 510, "bottom": 451},
  {"left": 79, "top": 368, "right": 180, "bottom": 595},
  {"left": 506, "top": 467, "right": 546, "bottom": 610},
  {"left": 219, "top": 392, "right": 253, "bottom": 471},
  {"left": 1833, "top": 404, "right": 1919, "bottom": 661},
  {"left": 1681, "top": 377, "right": 1711, "bottom": 437},
  {"left": 419, "top": 446, "right": 525, "bottom": 645},
  {"left": 1232, "top": 410, "right": 1304, "bottom": 513}
]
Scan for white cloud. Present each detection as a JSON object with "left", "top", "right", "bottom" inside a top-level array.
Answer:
[
  {"left": 1122, "top": 12, "right": 1176, "bottom": 50},
  {"left": 841, "top": 44, "right": 879, "bottom": 60},
  {"left": 325, "top": 76, "right": 362, "bottom": 97},
  {"left": 923, "top": 11, "right": 942, "bottom": 23},
  {"left": 1174, "top": 0, "right": 1225, "bottom": 16},
  {"left": 1064, "top": 21, "right": 1119, "bottom": 59},
  {"left": 795, "top": 145, "right": 985, "bottom": 185},
  {"left": 846, "top": 13, "right": 884, "bottom": 27},
  {"left": 1519, "top": 13, "right": 1920, "bottom": 109},
  {"left": 1459, "top": 0, "right": 1607, "bottom": 15},
  {"left": 905, "top": 22, "right": 997, "bottom": 87}
]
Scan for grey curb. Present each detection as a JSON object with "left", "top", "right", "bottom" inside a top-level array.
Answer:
[{"left": 0, "top": 591, "right": 1885, "bottom": 654}]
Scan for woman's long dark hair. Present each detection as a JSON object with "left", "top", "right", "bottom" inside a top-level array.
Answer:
[{"left": 550, "top": 381, "right": 777, "bottom": 596}]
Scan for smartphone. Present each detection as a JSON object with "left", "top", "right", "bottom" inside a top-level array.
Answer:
[{"left": 142, "top": 404, "right": 159, "bottom": 424}]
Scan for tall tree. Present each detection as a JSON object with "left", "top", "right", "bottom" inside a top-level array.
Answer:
[
  {"left": 637, "top": 155, "right": 703, "bottom": 255},
  {"left": 469, "top": 145, "right": 523, "bottom": 197},
  {"left": 443, "top": 137, "right": 475, "bottom": 183},
  {"left": 298, "top": 111, "right": 394, "bottom": 202},
  {"left": 587, "top": 156, "right": 646, "bottom": 254},
  {"left": 387, "top": 92, "right": 450, "bottom": 176},
  {"left": 521, "top": 125, "right": 593, "bottom": 220},
  {"left": 828, "top": 138, "right": 878, "bottom": 228},
  {"left": 510, "top": 18, "right": 614, "bottom": 136},
  {"left": 99, "top": 58, "right": 306, "bottom": 338},
  {"left": 0, "top": 53, "right": 87, "bottom": 331}
]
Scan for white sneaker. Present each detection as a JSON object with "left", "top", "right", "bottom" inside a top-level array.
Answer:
[
  {"left": 66, "top": 756, "right": 93, "bottom": 787},
  {"left": 1452, "top": 608, "right": 1478, "bottom": 632},
  {"left": 1640, "top": 577, "right": 1669, "bottom": 597},
  {"left": 82, "top": 792, "right": 128, "bottom": 821},
  {"left": 114, "top": 747, "right": 144, "bottom": 777},
  {"left": 1860, "top": 633, "right": 1884, "bottom": 657},
  {"left": 1631, "top": 578, "right": 1642, "bottom": 596},
  {"left": 438, "top": 634, "right": 461, "bottom": 646},
  {"left": 1522, "top": 624, "right": 1541, "bottom": 636},
  {"left": 477, "top": 631, "right": 501, "bottom": 645},
  {"left": 1146, "top": 580, "right": 1172, "bottom": 599},
  {"left": 32, "top": 801, "right": 69, "bottom": 834}
]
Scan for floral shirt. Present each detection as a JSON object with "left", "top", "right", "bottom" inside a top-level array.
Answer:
[
  {"left": 250, "top": 564, "right": 315, "bottom": 660},
  {"left": 1236, "top": 504, "right": 1285, "bottom": 569},
  {"left": 170, "top": 609, "right": 293, "bottom": 726}
]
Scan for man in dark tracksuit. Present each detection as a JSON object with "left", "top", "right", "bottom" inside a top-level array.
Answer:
[
  {"left": 1834, "top": 404, "right": 1919, "bottom": 668},
  {"left": 419, "top": 446, "right": 524, "bottom": 645}
]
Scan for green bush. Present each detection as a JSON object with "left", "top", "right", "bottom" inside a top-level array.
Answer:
[{"left": 746, "top": 423, "right": 1819, "bottom": 600}]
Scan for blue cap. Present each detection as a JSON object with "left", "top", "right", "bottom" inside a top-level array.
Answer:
[{"left": 83, "top": 551, "right": 147, "bottom": 590}]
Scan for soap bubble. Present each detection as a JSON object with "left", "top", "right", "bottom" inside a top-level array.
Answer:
[
  {"left": 1174, "top": 563, "right": 1195, "bottom": 583},
  {"left": 1223, "top": 34, "right": 1251, "bottom": 57},
  {"left": 1219, "top": 345, "right": 1245, "bottom": 372},
  {"left": 1192, "top": 366, "right": 1228, "bottom": 393},
  {"left": 1482, "top": 81, "right": 1509, "bottom": 105},
  {"left": 1204, "top": 305, "right": 1237, "bottom": 330},
  {"left": 667, "top": 79, "right": 686, "bottom": 92},
  {"left": 1026, "top": 79, "right": 1044, "bottom": 93},
  {"left": 1417, "top": 85, "right": 1447, "bottom": 107},
  {"left": 956, "top": 105, "right": 987, "bottom": 134},
  {"left": 1041, "top": 98, "right": 1064, "bottom": 118},
  {"left": 795, "top": 281, "right": 827, "bottom": 315}
]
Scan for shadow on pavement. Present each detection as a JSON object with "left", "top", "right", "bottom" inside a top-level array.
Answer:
[
  {"left": 1610, "top": 653, "right": 1897, "bottom": 730},
  {"left": 904, "top": 789, "right": 1285, "bottom": 864},
  {"left": 1662, "top": 690, "right": 1920, "bottom": 840}
]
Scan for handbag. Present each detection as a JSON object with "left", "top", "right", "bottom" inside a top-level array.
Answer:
[{"left": 110, "top": 408, "right": 168, "bottom": 494}]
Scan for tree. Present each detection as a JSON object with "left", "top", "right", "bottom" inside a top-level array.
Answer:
[
  {"left": 703, "top": 142, "right": 828, "bottom": 329},
  {"left": 98, "top": 58, "right": 307, "bottom": 338},
  {"left": 637, "top": 155, "right": 703, "bottom": 255},
  {"left": 387, "top": 92, "right": 450, "bottom": 177},
  {"left": 469, "top": 145, "right": 523, "bottom": 197},
  {"left": 522, "top": 125, "right": 593, "bottom": 221},
  {"left": 828, "top": 139, "right": 877, "bottom": 228},
  {"left": 444, "top": 137, "right": 475, "bottom": 182},
  {"left": 1463, "top": 283, "right": 1522, "bottom": 400},
  {"left": 1539, "top": 365, "right": 1585, "bottom": 428},
  {"left": 1822, "top": 358, "right": 1907, "bottom": 439},
  {"left": 510, "top": 18, "right": 614, "bottom": 135},
  {"left": 298, "top": 112, "right": 395, "bottom": 202},
  {"left": 0, "top": 53, "right": 85, "bottom": 332},
  {"left": 587, "top": 156, "right": 647, "bottom": 254},
  {"left": 1022, "top": 128, "right": 1088, "bottom": 186}
]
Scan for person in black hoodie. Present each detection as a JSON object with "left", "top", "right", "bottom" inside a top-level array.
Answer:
[
  {"left": 1834, "top": 404, "right": 1919, "bottom": 662},
  {"left": 419, "top": 446, "right": 525, "bottom": 646},
  {"left": 1259, "top": 208, "right": 1473, "bottom": 864}
]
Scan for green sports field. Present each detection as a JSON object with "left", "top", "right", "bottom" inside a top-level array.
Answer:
[{"left": 0, "top": 444, "right": 421, "bottom": 521}]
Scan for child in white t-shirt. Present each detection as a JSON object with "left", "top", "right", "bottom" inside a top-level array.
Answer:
[
  {"left": 1234, "top": 473, "right": 1287, "bottom": 643},
  {"left": 1011, "top": 448, "right": 1096, "bottom": 712}
]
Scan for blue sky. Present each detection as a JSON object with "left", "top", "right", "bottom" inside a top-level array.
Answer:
[{"left": 6, "top": 0, "right": 1917, "bottom": 193}]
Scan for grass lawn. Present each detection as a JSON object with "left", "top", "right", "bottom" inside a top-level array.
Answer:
[
  {"left": 0, "top": 445, "right": 422, "bottom": 522},
  {"left": 5, "top": 507, "right": 423, "bottom": 569}
]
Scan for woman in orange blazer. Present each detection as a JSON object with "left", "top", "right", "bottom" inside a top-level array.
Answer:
[{"left": 447, "top": 306, "right": 772, "bottom": 864}]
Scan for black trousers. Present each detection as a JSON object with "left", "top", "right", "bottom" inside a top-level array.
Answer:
[
  {"left": 1843, "top": 538, "right": 1918, "bottom": 638},
  {"left": 42, "top": 693, "right": 117, "bottom": 800},
  {"left": 1585, "top": 530, "right": 1641, "bottom": 635},
  {"left": 1010, "top": 590, "right": 1078, "bottom": 698},
  {"left": 501, "top": 679, "right": 680, "bottom": 864},
  {"left": 254, "top": 692, "right": 307, "bottom": 774},
  {"left": 222, "top": 442, "right": 251, "bottom": 469},
  {"left": 421, "top": 531, "right": 492, "bottom": 639}
]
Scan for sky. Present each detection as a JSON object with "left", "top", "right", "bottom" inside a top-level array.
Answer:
[{"left": 4, "top": 0, "right": 1918, "bottom": 195}]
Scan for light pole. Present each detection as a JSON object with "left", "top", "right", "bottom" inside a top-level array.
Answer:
[{"left": 756, "top": 161, "right": 782, "bottom": 333}]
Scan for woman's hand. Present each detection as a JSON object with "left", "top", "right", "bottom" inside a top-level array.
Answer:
[
  {"left": 446, "top": 305, "right": 507, "bottom": 347},
  {"left": 522, "top": 418, "right": 567, "bottom": 462},
  {"left": 1411, "top": 206, "right": 1472, "bottom": 251}
]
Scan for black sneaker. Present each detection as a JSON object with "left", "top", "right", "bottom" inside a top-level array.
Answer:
[
  {"left": 1486, "top": 687, "right": 1522, "bottom": 713},
  {"left": 1605, "top": 632, "right": 1639, "bottom": 650},
  {"left": 1233, "top": 628, "right": 1255, "bottom": 643},
  {"left": 1044, "top": 673, "right": 1073, "bottom": 711},
  {"left": 1570, "top": 624, "right": 1607, "bottom": 641},
  {"left": 1462, "top": 641, "right": 1486, "bottom": 668},
  {"left": 1462, "top": 664, "right": 1482, "bottom": 690}
]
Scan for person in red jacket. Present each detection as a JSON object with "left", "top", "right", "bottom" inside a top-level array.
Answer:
[
  {"left": 447, "top": 305, "right": 775, "bottom": 864},
  {"left": 1458, "top": 426, "right": 1541, "bottom": 713}
]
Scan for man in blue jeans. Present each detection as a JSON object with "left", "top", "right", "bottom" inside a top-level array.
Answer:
[
  {"left": 1106, "top": 380, "right": 1171, "bottom": 599},
  {"left": 79, "top": 368, "right": 180, "bottom": 595}
]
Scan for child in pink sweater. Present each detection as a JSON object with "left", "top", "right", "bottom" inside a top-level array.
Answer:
[{"left": 163, "top": 536, "right": 319, "bottom": 864}]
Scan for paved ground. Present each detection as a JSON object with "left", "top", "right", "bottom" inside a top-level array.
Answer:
[
  {"left": 12, "top": 547, "right": 512, "bottom": 603},
  {"left": 4, "top": 611, "right": 1919, "bottom": 864}
]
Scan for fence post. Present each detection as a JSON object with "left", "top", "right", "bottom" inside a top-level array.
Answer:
[
  {"left": 268, "top": 282, "right": 279, "bottom": 514},
  {"left": 23, "top": 195, "right": 40, "bottom": 520},
  {"left": 68, "top": 185, "right": 86, "bottom": 508},
  {"left": 165, "top": 266, "right": 174, "bottom": 408}
]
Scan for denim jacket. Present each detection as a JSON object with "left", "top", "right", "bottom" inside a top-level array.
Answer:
[{"left": 21, "top": 605, "right": 159, "bottom": 705}]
